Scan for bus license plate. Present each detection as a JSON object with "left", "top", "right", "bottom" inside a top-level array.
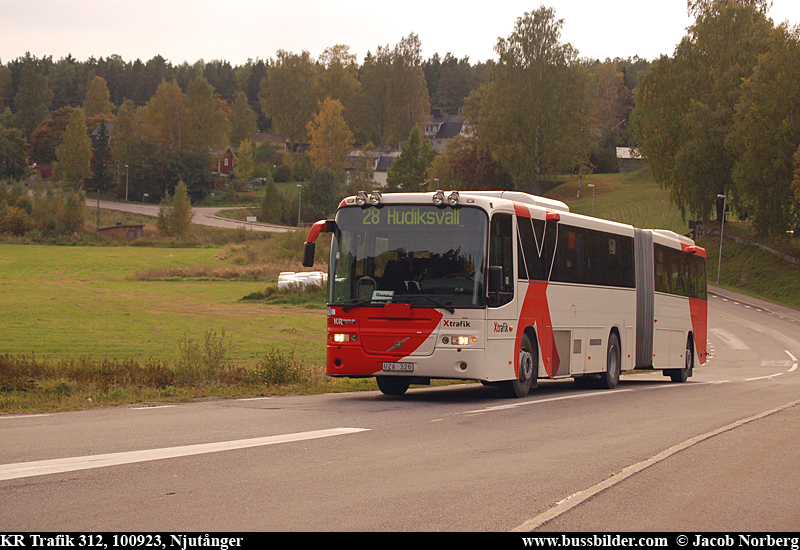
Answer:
[{"left": 382, "top": 362, "right": 414, "bottom": 373}]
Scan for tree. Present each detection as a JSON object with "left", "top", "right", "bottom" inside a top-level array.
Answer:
[
  {"left": 302, "top": 167, "right": 343, "bottom": 223},
  {"left": 0, "top": 124, "right": 28, "bottom": 180},
  {"left": 30, "top": 106, "right": 74, "bottom": 166},
  {"left": 14, "top": 58, "right": 54, "bottom": 139},
  {"left": 110, "top": 99, "right": 139, "bottom": 178},
  {"left": 90, "top": 119, "right": 112, "bottom": 191},
  {"left": 632, "top": 0, "right": 774, "bottom": 223},
  {"left": 139, "top": 80, "right": 188, "bottom": 155},
  {"left": 317, "top": 45, "right": 360, "bottom": 130},
  {"left": 83, "top": 76, "right": 114, "bottom": 118},
  {"left": 185, "top": 75, "right": 230, "bottom": 152},
  {"left": 157, "top": 179, "right": 193, "bottom": 237},
  {"left": 229, "top": 91, "right": 257, "bottom": 146},
  {"left": 54, "top": 108, "right": 93, "bottom": 190},
  {"left": 468, "top": 6, "right": 580, "bottom": 193},
  {"left": 385, "top": 124, "right": 437, "bottom": 192},
  {"left": 259, "top": 50, "right": 318, "bottom": 147},
  {"left": 307, "top": 97, "right": 353, "bottom": 178},
  {"left": 234, "top": 139, "right": 255, "bottom": 180},
  {"left": 731, "top": 24, "right": 800, "bottom": 236},
  {"left": 388, "top": 34, "right": 431, "bottom": 148},
  {"left": 355, "top": 47, "right": 393, "bottom": 147}
]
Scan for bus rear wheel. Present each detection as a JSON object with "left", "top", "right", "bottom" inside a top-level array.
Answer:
[
  {"left": 499, "top": 334, "right": 538, "bottom": 398},
  {"left": 598, "top": 333, "right": 621, "bottom": 389},
  {"left": 376, "top": 376, "right": 411, "bottom": 396},
  {"left": 669, "top": 337, "right": 694, "bottom": 383}
]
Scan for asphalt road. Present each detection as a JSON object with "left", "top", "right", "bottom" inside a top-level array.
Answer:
[
  {"left": 88, "top": 200, "right": 297, "bottom": 233},
  {"left": 1, "top": 286, "right": 799, "bottom": 531}
]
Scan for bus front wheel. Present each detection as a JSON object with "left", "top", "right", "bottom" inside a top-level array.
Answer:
[
  {"left": 376, "top": 376, "right": 411, "bottom": 396},
  {"left": 499, "top": 334, "right": 537, "bottom": 398}
]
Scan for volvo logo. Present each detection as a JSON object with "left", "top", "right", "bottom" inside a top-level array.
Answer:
[{"left": 387, "top": 337, "right": 410, "bottom": 352}]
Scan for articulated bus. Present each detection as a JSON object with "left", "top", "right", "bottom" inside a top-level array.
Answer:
[{"left": 302, "top": 189, "right": 707, "bottom": 397}]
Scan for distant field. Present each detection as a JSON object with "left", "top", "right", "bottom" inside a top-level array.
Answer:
[{"left": 0, "top": 244, "right": 326, "bottom": 366}]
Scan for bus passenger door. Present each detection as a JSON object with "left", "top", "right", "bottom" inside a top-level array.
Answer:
[{"left": 486, "top": 213, "right": 517, "bottom": 381}]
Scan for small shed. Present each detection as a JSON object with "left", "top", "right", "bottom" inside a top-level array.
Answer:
[
  {"left": 98, "top": 223, "right": 144, "bottom": 240},
  {"left": 616, "top": 147, "right": 646, "bottom": 173}
]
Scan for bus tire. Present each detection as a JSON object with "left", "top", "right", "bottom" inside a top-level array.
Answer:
[
  {"left": 376, "top": 376, "right": 411, "bottom": 396},
  {"left": 598, "top": 332, "right": 621, "bottom": 389},
  {"left": 670, "top": 336, "right": 693, "bottom": 383},
  {"left": 499, "top": 334, "right": 537, "bottom": 398}
]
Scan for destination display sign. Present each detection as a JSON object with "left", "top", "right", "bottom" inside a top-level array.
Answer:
[{"left": 359, "top": 206, "right": 464, "bottom": 226}]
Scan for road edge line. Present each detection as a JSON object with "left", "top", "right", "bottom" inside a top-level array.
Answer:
[{"left": 511, "top": 400, "right": 799, "bottom": 532}]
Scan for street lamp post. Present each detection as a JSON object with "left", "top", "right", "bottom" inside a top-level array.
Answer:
[
  {"left": 716, "top": 194, "right": 727, "bottom": 284},
  {"left": 297, "top": 184, "right": 302, "bottom": 227},
  {"left": 125, "top": 165, "right": 129, "bottom": 202},
  {"left": 588, "top": 184, "right": 595, "bottom": 217}
]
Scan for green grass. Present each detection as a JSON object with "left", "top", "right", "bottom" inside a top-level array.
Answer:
[
  {"left": 0, "top": 243, "right": 326, "bottom": 366},
  {"left": 545, "top": 167, "right": 690, "bottom": 235},
  {"left": 698, "top": 233, "right": 800, "bottom": 310}
]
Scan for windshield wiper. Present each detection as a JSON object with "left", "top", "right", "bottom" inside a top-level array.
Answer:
[
  {"left": 404, "top": 295, "right": 455, "bottom": 314},
  {"left": 340, "top": 298, "right": 391, "bottom": 312}
]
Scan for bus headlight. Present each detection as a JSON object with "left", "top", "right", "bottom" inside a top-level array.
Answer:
[
  {"left": 333, "top": 333, "right": 352, "bottom": 343},
  {"left": 369, "top": 191, "right": 382, "bottom": 206},
  {"left": 433, "top": 190, "right": 445, "bottom": 206},
  {"left": 447, "top": 191, "right": 459, "bottom": 205},
  {"left": 355, "top": 191, "right": 368, "bottom": 206}
]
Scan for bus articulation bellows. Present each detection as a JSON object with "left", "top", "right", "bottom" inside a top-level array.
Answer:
[{"left": 303, "top": 190, "right": 707, "bottom": 397}]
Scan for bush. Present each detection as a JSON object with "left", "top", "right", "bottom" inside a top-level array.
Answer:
[
  {"left": 250, "top": 348, "right": 305, "bottom": 386},
  {"left": 175, "top": 328, "right": 232, "bottom": 386},
  {"left": 0, "top": 206, "right": 35, "bottom": 235}
]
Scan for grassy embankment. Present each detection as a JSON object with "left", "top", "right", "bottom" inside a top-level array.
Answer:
[{"left": 547, "top": 168, "right": 800, "bottom": 310}]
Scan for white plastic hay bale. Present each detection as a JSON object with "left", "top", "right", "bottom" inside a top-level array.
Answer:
[
  {"left": 277, "top": 271, "right": 327, "bottom": 289},
  {"left": 277, "top": 272, "right": 296, "bottom": 290}
]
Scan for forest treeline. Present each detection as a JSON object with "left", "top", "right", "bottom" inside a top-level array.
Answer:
[{"left": 2, "top": 0, "right": 799, "bottom": 237}]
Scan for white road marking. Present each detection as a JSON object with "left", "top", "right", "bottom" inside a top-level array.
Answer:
[
  {"left": 0, "top": 427, "right": 369, "bottom": 482},
  {"left": 745, "top": 373, "right": 784, "bottom": 381},
  {"left": 512, "top": 400, "right": 799, "bottom": 532},
  {"left": 131, "top": 405, "right": 175, "bottom": 410},
  {"left": 462, "top": 390, "right": 632, "bottom": 415},
  {"left": 786, "top": 350, "right": 798, "bottom": 372},
  {"left": 710, "top": 328, "right": 750, "bottom": 350},
  {"left": 236, "top": 397, "right": 274, "bottom": 401},
  {"left": 0, "top": 414, "right": 49, "bottom": 420}
]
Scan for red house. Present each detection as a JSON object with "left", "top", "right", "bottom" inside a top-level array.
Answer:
[{"left": 219, "top": 147, "right": 235, "bottom": 175}]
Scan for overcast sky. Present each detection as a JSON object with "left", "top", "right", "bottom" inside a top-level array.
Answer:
[{"left": 2, "top": 0, "right": 799, "bottom": 67}]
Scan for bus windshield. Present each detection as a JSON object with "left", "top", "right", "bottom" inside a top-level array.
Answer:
[{"left": 330, "top": 205, "right": 488, "bottom": 308}]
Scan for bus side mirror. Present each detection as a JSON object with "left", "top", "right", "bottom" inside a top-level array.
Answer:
[
  {"left": 302, "top": 219, "right": 337, "bottom": 267},
  {"left": 302, "top": 242, "right": 316, "bottom": 267}
]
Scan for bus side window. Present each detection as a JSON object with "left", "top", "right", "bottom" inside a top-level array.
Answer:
[{"left": 489, "top": 213, "right": 514, "bottom": 306}]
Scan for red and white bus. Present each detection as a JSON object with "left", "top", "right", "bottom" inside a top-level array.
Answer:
[{"left": 303, "top": 189, "right": 707, "bottom": 397}]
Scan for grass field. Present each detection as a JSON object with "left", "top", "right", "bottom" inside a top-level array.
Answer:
[{"left": 0, "top": 244, "right": 326, "bottom": 366}]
